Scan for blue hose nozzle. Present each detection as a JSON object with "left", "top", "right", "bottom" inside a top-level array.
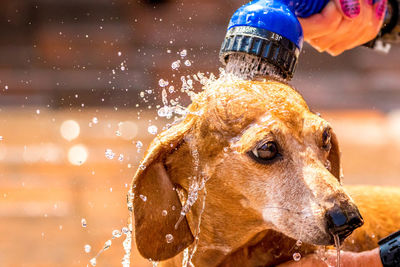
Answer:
[{"left": 220, "top": 0, "right": 329, "bottom": 80}]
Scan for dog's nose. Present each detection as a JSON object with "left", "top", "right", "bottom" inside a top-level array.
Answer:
[{"left": 325, "top": 202, "right": 364, "bottom": 241}]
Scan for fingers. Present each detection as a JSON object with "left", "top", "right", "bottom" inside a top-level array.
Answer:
[
  {"left": 302, "top": 0, "right": 387, "bottom": 56},
  {"left": 325, "top": 0, "right": 386, "bottom": 55},
  {"left": 299, "top": 2, "right": 343, "bottom": 41},
  {"left": 334, "top": 0, "right": 361, "bottom": 19},
  {"left": 375, "top": 0, "right": 387, "bottom": 20}
]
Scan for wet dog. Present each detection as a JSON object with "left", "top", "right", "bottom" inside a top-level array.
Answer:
[{"left": 131, "top": 78, "right": 400, "bottom": 266}]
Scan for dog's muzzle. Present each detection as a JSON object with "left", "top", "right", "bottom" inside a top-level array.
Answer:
[{"left": 325, "top": 202, "right": 364, "bottom": 241}]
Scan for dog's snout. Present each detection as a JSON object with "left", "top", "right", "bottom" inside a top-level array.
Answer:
[{"left": 325, "top": 202, "right": 364, "bottom": 241}]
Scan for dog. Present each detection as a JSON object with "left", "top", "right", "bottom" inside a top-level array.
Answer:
[{"left": 131, "top": 78, "right": 400, "bottom": 266}]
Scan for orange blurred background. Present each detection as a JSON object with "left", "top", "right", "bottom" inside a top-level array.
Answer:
[{"left": 0, "top": 0, "right": 400, "bottom": 266}]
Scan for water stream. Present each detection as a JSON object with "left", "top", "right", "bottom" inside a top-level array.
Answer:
[{"left": 333, "top": 234, "right": 342, "bottom": 267}]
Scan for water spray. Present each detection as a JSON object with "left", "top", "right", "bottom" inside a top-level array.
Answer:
[
  {"left": 220, "top": 0, "right": 399, "bottom": 81},
  {"left": 220, "top": 0, "right": 329, "bottom": 81}
]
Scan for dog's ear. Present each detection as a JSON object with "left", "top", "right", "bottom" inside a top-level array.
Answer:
[
  {"left": 131, "top": 117, "right": 196, "bottom": 261},
  {"left": 328, "top": 131, "right": 342, "bottom": 180}
]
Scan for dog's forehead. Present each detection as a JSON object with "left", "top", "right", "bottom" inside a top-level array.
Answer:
[{"left": 202, "top": 79, "right": 311, "bottom": 135}]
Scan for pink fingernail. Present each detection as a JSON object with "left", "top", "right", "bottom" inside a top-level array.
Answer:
[
  {"left": 340, "top": 0, "right": 361, "bottom": 18},
  {"left": 376, "top": 0, "right": 387, "bottom": 19}
]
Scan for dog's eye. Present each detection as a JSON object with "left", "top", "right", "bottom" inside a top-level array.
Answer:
[
  {"left": 322, "top": 128, "right": 332, "bottom": 151},
  {"left": 250, "top": 141, "right": 279, "bottom": 163}
]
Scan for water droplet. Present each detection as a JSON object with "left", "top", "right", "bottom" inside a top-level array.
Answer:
[
  {"left": 112, "top": 229, "right": 122, "bottom": 238},
  {"left": 184, "top": 60, "right": 191, "bottom": 66},
  {"left": 0, "top": 136, "right": 3, "bottom": 141},
  {"left": 293, "top": 252, "right": 301, "bottom": 261},
  {"left": 171, "top": 60, "right": 181, "bottom": 70},
  {"left": 162, "top": 210, "right": 168, "bottom": 216},
  {"left": 139, "top": 164, "right": 146, "bottom": 170},
  {"left": 122, "top": 227, "right": 129, "bottom": 234},
  {"left": 168, "top": 86, "right": 175, "bottom": 93},
  {"left": 103, "top": 239, "right": 112, "bottom": 250},
  {"left": 165, "top": 234, "right": 174, "bottom": 243},
  {"left": 140, "top": 91, "right": 145, "bottom": 98},
  {"left": 325, "top": 160, "right": 331, "bottom": 171},
  {"left": 90, "top": 257, "right": 97, "bottom": 266},
  {"left": 180, "top": 49, "right": 187, "bottom": 57},
  {"left": 139, "top": 195, "right": 147, "bottom": 202},
  {"left": 115, "top": 130, "right": 121, "bottom": 136},
  {"left": 36, "top": 109, "right": 40, "bottom": 114},
  {"left": 136, "top": 141, "right": 143, "bottom": 149},
  {"left": 118, "top": 51, "right": 122, "bottom": 56},
  {"left": 84, "top": 244, "right": 91, "bottom": 253},
  {"left": 120, "top": 65, "right": 125, "bottom": 71},
  {"left": 118, "top": 154, "right": 124, "bottom": 161},
  {"left": 92, "top": 117, "right": 98, "bottom": 124},
  {"left": 296, "top": 240, "right": 302, "bottom": 247},
  {"left": 158, "top": 79, "right": 169, "bottom": 87},
  {"left": 81, "top": 218, "right": 87, "bottom": 227},
  {"left": 105, "top": 149, "right": 115, "bottom": 160},
  {"left": 4, "top": 85, "right": 8, "bottom": 90},
  {"left": 148, "top": 125, "right": 158, "bottom": 135}
]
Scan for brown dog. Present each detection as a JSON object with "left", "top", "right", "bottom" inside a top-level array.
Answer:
[{"left": 131, "top": 78, "right": 400, "bottom": 266}]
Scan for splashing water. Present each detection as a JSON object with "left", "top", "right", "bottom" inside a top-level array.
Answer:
[
  {"left": 165, "top": 234, "right": 174, "bottom": 243},
  {"left": 333, "top": 234, "right": 341, "bottom": 267},
  {"left": 84, "top": 244, "right": 91, "bottom": 253},
  {"left": 292, "top": 252, "right": 301, "bottom": 261},
  {"left": 88, "top": 189, "right": 134, "bottom": 267},
  {"left": 147, "top": 125, "right": 158, "bottom": 135},
  {"left": 224, "top": 53, "right": 285, "bottom": 82}
]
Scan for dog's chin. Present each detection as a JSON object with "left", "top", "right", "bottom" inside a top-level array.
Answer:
[{"left": 287, "top": 228, "right": 335, "bottom": 246}]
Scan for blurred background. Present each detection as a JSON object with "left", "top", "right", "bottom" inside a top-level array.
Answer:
[{"left": 0, "top": 0, "right": 399, "bottom": 266}]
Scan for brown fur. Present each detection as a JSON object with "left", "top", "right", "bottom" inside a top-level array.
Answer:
[{"left": 131, "top": 78, "right": 400, "bottom": 266}]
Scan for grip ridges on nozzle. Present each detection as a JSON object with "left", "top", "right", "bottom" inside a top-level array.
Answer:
[{"left": 220, "top": 26, "right": 299, "bottom": 80}]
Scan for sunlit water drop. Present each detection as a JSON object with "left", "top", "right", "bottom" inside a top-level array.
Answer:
[
  {"left": 81, "top": 218, "right": 87, "bottom": 228},
  {"left": 162, "top": 210, "right": 168, "bottom": 216},
  {"left": 147, "top": 125, "right": 158, "bottom": 135},
  {"left": 158, "top": 79, "right": 169, "bottom": 87},
  {"left": 122, "top": 227, "right": 129, "bottom": 235},
  {"left": 90, "top": 258, "right": 97, "bottom": 266},
  {"left": 103, "top": 240, "right": 112, "bottom": 251},
  {"left": 165, "top": 234, "right": 174, "bottom": 243},
  {"left": 171, "top": 60, "right": 181, "bottom": 70},
  {"left": 84, "top": 244, "right": 91, "bottom": 253},
  {"left": 105, "top": 149, "right": 115, "bottom": 160},
  {"left": 112, "top": 230, "right": 122, "bottom": 238},
  {"left": 293, "top": 252, "right": 301, "bottom": 261},
  {"left": 180, "top": 49, "right": 187, "bottom": 57},
  {"left": 139, "top": 195, "right": 147, "bottom": 202}
]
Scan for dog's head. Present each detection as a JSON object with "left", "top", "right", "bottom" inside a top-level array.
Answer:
[{"left": 131, "top": 79, "right": 363, "bottom": 261}]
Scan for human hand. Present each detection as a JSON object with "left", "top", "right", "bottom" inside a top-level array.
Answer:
[
  {"left": 299, "top": 0, "right": 387, "bottom": 56},
  {"left": 277, "top": 248, "right": 383, "bottom": 267}
]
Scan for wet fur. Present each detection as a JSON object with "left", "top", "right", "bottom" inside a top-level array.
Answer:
[{"left": 131, "top": 79, "right": 400, "bottom": 266}]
